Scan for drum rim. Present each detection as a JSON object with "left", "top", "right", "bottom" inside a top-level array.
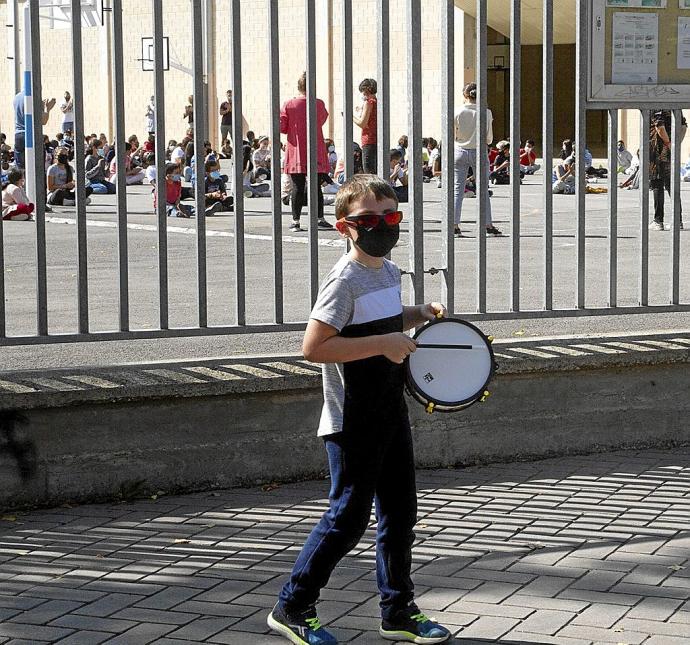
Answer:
[{"left": 405, "top": 318, "right": 495, "bottom": 409}]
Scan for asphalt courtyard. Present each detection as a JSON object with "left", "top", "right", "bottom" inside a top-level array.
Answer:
[
  {"left": 1, "top": 448, "right": 690, "bottom": 643},
  {"left": 0, "top": 164, "right": 689, "bottom": 369}
]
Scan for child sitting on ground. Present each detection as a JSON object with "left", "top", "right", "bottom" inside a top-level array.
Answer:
[
  {"left": 267, "top": 173, "right": 451, "bottom": 645},
  {"left": 1, "top": 168, "right": 34, "bottom": 221},
  {"left": 155, "top": 163, "right": 194, "bottom": 218},
  {"left": 204, "top": 161, "right": 234, "bottom": 215}
]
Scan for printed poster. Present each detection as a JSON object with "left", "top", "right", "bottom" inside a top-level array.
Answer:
[
  {"left": 678, "top": 17, "right": 690, "bottom": 67},
  {"left": 607, "top": 0, "right": 667, "bottom": 6},
  {"left": 611, "top": 12, "right": 659, "bottom": 83}
]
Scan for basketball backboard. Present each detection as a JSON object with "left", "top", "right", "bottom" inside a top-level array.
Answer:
[
  {"left": 37, "top": 0, "right": 107, "bottom": 28},
  {"left": 140, "top": 37, "right": 170, "bottom": 72}
]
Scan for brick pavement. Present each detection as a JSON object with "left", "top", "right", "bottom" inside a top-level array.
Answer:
[{"left": 0, "top": 448, "right": 689, "bottom": 643}]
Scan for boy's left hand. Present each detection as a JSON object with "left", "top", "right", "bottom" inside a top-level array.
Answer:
[{"left": 420, "top": 302, "right": 447, "bottom": 321}]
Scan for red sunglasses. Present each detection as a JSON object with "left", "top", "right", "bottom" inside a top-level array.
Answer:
[{"left": 344, "top": 211, "right": 403, "bottom": 230}]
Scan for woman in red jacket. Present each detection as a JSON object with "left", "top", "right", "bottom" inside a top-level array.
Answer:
[{"left": 280, "top": 72, "right": 334, "bottom": 232}]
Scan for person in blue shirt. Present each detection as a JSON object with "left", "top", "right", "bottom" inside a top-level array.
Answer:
[{"left": 13, "top": 91, "right": 55, "bottom": 169}]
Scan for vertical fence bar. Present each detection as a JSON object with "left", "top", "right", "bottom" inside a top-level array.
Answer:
[
  {"left": 509, "top": 0, "right": 521, "bottom": 312},
  {"left": 342, "top": 0, "right": 354, "bottom": 179},
  {"left": 575, "top": 0, "right": 587, "bottom": 309},
  {"left": 71, "top": 0, "right": 89, "bottom": 334},
  {"left": 28, "top": 1, "right": 47, "bottom": 335},
  {"left": 542, "top": 0, "right": 553, "bottom": 311},
  {"left": 192, "top": 0, "right": 207, "bottom": 327},
  {"left": 111, "top": 0, "right": 129, "bottom": 331},
  {"left": 639, "top": 109, "right": 649, "bottom": 306},
  {"left": 268, "top": 0, "right": 283, "bottom": 323},
  {"left": 670, "top": 109, "right": 682, "bottom": 305},
  {"left": 476, "top": 0, "right": 488, "bottom": 312},
  {"left": 230, "top": 0, "right": 246, "bottom": 324},
  {"left": 305, "top": 0, "right": 319, "bottom": 305},
  {"left": 152, "top": 0, "right": 168, "bottom": 329},
  {"left": 441, "top": 0, "right": 454, "bottom": 314},
  {"left": 406, "top": 0, "right": 424, "bottom": 305},
  {"left": 376, "top": 0, "right": 390, "bottom": 183},
  {"left": 607, "top": 109, "right": 618, "bottom": 308}
]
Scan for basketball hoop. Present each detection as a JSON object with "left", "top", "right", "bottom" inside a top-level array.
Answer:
[
  {"left": 37, "top": 0, "right": 108, "bottom": 28},
  {"left": 139, "top": 37, "right": 170, "bottom": 72}
]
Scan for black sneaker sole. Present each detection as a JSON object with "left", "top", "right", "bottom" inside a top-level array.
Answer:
[{"left": 379, "top": 626, "right": 450, "bottom": 644}]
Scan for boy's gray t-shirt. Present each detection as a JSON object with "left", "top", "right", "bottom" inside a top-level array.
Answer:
[{"left": 310, "top": 254, "right": 403, "bottom": 437}]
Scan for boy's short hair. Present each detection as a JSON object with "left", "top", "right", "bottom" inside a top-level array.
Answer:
[
  {"left": 7, "top": 168, "right": 23, "bottom": 185},
  {"left": 334, "top": 174, "right": 398, "bottom": 220},
  {"left": 165, "top": 162, "right": 178, "bottom": 175},
  {"left": 390, "top": 149, "right": 403, "bottom": 161},
  {"left": 525, "top": 139, "right": 535, "bottom": 146},
  {"left": 204, "top": 161, "right": 215, "bottom": 172}
]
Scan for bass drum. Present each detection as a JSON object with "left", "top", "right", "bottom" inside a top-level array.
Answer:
[{"left": 406, "top": 318, "right": 496, "bottom": 413}]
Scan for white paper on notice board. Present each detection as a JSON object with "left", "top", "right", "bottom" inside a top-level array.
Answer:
[
  {"left": 612, "top": 12, "right": 659, "bottom": 83},
  {"left": 679, "top": 17, "right": 690, "bottom": 68}
]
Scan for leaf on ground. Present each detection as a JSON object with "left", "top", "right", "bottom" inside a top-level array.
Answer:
[
  {"left": 513, "top": 329, "right": 526, "bottom": 337},
  {"left": 262, "top": 483, "right": 280, "bottom": 492},
  {"left": 669, "top": 564, "right": 686, "bottom": 571},
  {"left": 1, "top": 515, "right": 17, "bottom": 522},
  {"left": 173, "top": 538, "right": 191, "bottom": 544},
  {"left": 613, "top": 626, "right": 625, "bottom": 633}
]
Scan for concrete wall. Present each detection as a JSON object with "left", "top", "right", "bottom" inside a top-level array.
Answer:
[{"left": 1, "top": 351, "right": 689, "bottom": 511}]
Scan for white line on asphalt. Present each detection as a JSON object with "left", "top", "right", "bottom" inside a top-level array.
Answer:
[{"left": 45, "top": 216, "right": 347, "bottom": 248}]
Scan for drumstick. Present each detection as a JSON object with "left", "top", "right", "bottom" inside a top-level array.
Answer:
[{"left": 415, "top": 343, "right": 474, "bottom": 349}]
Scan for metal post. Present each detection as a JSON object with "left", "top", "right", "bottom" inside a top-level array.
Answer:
[
  {"left": 639, "top": 109, "right": 649, "bottom": 306},
  {"left": 607, "top": 109, "right": 618, "bottom": 308},
  {"left": 575, "top": 0, "right": 587, "bottom": 309},
  {"left": 8, "top": 0, "right": 21, "bottom": 94},
  {"left": 28, "top": 1, "right": 47, "bottom": 335},
  {"left": 305, "top": 0, "right": 319, "bottom": 305},
  {"left": 111, "top": 0, "right": 129, "bottom": 331},
  {"left": 71, "top": 0, "right": 89, "bottom": 334},
  {"left": 230, "top": 0, "right": 246, "bottom": 324},
  {"left": 542, "top": 0, "right": 553, "bottom": 311},
  {"left": 476, "top": 0, "right": 488, "bottom": 312},
  {"left": 406, "top": 0, "right": 424, "bottom": 305},
  {"left": 670, "top": 110, "right": 682, "bottom": 305},
  {"left": 152, "top": 0, "right": 168, "bottom": 329},
  {"left": 376, "top": 0, "right": 390, "bottom": 183},
  {"left": 510, "top": 0, "right": 521, "bottom": 312},
  {"left": 441, "top": 0, "right": 454, "bottom": 314},
  {"left": 268, "top": 0, "right": 283, "bottom": 324},
  {"left": 342, "top": 0, "right": 354, "bottom": 179},
  {"left": 192, "top": 0, "right": 207, "bottom": 327}
]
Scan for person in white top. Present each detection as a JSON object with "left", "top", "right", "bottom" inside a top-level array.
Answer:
[
  {"left": 60, "top": 91, "right": 74, "bottom": 134},
  {"left": 453, "top": 82, "right": 501, "bottom": 237}
]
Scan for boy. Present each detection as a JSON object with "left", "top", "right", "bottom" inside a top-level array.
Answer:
[
  {"left": 156, "top": 163, "right": 193, "bottom": 218},
  {"left": 268, "top": 174, "right": 451, "bottom": 645},
  {"left": 203, "top": 161, "right": 233, "bottom": 214},
  {"left": 388, "top": 148, "right": 409, "bottom": 203}
]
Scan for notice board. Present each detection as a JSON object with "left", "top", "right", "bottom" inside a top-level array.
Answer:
[{"left": 588, "top": 0, "right": 690, "bottom": 105}]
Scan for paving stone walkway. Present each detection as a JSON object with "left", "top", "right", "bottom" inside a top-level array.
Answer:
[{"left": 1, "top": 448, "right": 690, "bottom": 644}]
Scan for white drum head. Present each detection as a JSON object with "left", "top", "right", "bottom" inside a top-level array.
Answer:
[{"left": 407, "top": 319, "right": 494, "bottom": 409}]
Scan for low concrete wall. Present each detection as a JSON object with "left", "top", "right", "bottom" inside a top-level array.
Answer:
[{"left": 1, "top": 332, "right": 689, "bottom": 510}]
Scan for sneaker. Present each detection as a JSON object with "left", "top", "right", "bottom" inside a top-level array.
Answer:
[
  {"left": 44, "top": 205, "right": 53, "bottom": 213},
  {"left": 282, "top": 196, "right": 290, "bottom": 206},
  {"left": 63, "top": 199, "right": 75, "bottom": 206},
  {"left": 380, "top": 606, "right": 451, "bottom": 644},
  {"left": 7, "top": 213, "right": 31, "bottom": 221},
  {"left": 206, "top": 201, "right": 224, "bottom": 216},
  {"left": 85, "top": 197, "right": 92, "bottom": 206},
  {"left": 317, "top": 218, "right": 334, "bottom": 230},
  {"left": 453, "top": 225, "right": 464, "bottom": 238},
  {"left": 289, "top": 221, "right": 302, "bottom": 232},
  {"left": 486, "top": 225, "right": 502, "bottom": 236},
  {"left": 267, "top": 603, "right": 337, "bottom": 645},
  {"left": 649, "top": 220, "right": 665, "bottom": 231},
  {"left": 243, "top": 189, "right": 254, "bottom": 198}
]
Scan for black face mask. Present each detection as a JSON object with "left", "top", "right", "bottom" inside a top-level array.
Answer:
[
  {"left": 57, "top": 154, "right": 68, "bottom": 164},
  {"left": 354, "top": 220, "right": 399, "bottom": 257}
]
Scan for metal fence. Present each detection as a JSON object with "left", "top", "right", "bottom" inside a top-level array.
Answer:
[{"left": 5, "top": 0, "right": 690, "bottom": 346}]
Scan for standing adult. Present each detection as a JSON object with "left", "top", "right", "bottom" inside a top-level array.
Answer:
[
  {"left": 13, "top": 92, "right": 55, "bottom": 169},
  {"left": 453, "top": 82, "right": 501, "bottom": 237},
  {"left": 279, "top": 72, "right": 334, "bottom": 232},
  {"left": 145, "top": 95, "right": 155, "bottom": 135},
  {"left": 183, "top": 95, "right": 194, "bottom": 126},
  {"left": 219, "top": 89, "right": 233, "bottom": 146},
  {"left": 60, "top": 91, "right": 74, "bottom": 134},
  {"left": 649, "top": 110, "right": 687, "bottom": 231},
  {"left": 353, "top": 78, "right": 377, "bottom": 174}
]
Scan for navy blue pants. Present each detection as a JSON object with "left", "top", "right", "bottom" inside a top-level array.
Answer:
[{"left": 279, "top": 415, "right": 417, "bottom": 620}]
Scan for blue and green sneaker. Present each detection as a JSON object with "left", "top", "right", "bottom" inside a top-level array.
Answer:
[
  {"left": 267, "top": 603, "right": 337, "bottom": 645},
  {"left": 379, "top": 605, "right": 451, "bottom": 644}
]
